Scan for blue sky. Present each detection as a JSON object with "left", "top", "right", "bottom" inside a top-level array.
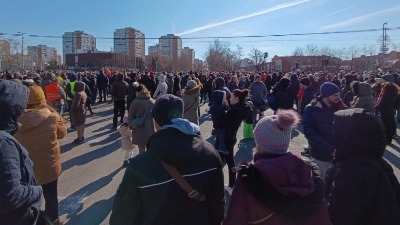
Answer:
[{"left": 0, "top": 0, "right": 399, "bottom": 61}]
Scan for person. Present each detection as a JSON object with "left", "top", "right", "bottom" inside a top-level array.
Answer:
[
  {"left": 97, "top": 70, "right": 109, "bottom": 103},
  {"left": 65, "top": 73, "right": 77, "bottom": 131},
  {"left": 111, "top": 73, "right": 128, "bottom": 128},
  {"left": 210, "top": 90, "right": 228, "bottom": 154},
  {"left": 227, "top": 76, "right": 240, "bottom": 92},
  {"left": 70, "top": 81, "right": 87, "bottom": 144},
  {"left": 173, "top": 73, "right": 181, "bottom": 97},
  {"left": 14, "top": 84, "right": 67, "bottom": 224},
  {"left": 302, "top": 82, "right": 346, "bottom": 176},
  {"left": 127, "top": 84, "right": 155, "bottom": 153},
  {"left": 325, "top": 108, "right": 400, "bottom": 225},
  {"left": 350, "top": 82, "right": 375, "bottom": 113},
  {"left": 153, "top": 73, "right": 168, "bottom": 99},
  {"left": 0, "top": 80, "right": 43, "bottom": 225},
  {"left": 118, "top": 114, "right": 135, "bottom": 167},
  {"left": 249, "top": 75, "right": 268, "bottom": 124},
  {"left": 273, "top": 77, "right": 293, "bottom": 111},
  {"left": 298, "top": 77, "right": 315, "bottom": 115},
  {"left": 209, "top": 77, "right": 231, "bottom": 106},
  {"left": 44, "top": 75, "right": 66, "bottom": 114},
  {"left": 182, "top": 80, "right": 201, "bottom": 125},
  {"left": 223, "top": 110, "right": 330, "bottom": 225},
  {"left": 110, "top": 94, "right": 224, "bottom": 225},
  {"left": 222, "top": 89, "right": 251, "bottom": 188},
  {"left": 375, "top": 82, "right": 398, "bottom": 144}
]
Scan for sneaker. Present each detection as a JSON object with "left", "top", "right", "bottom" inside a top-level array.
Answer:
[
  {"left": 91, "top": 112, "right": 97, "bottom": 116},
  {"left": 73, "top": 137, "right": 85, "bottom": 144}
]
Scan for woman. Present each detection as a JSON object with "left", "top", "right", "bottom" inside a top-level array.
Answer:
[
  {"left": 223, "top": 110, "right": 330, "bottom": 225},
  {"left": 44, "top": 76, "right": 66, "bottom": 114},
  {"left": 70, "top": 81, "right": 87, "bottom": 144},
  {"left": 14, "top": 84, "right": 67, "bottom": 224},
  {"left": 375, "top": 82, "right": 398, "bottom": 144},
  {"left": 182, "top": 80, "right": 201, "bottom": 125},
  {"left": 350, "top": 82, "right": 375, "bottom": 113},
  {"left": 227, "top": 76, "right": 240, "bottom": 92},
  {"left": 128, "top": 84, "right": 155, "bottom": 153},
  {"left": 222, "top": 89, "right": 251, "bottom": 187},
  {"left": 273, "top": 78, "right": 292, "bottom": 111},
  {"left": 326, "top": 108, "right": 400, "bottom": 225}
]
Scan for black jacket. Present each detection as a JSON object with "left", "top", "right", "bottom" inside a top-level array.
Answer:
[
  {"left": 224, "top": 102, "right": 251, "bottom": 142},
  {"left": 325, "top": 109, "right": 400, "bottom": 225},
  {"left": 273, "top": 84, "right": 292, "bottom": 110},
  {"left": 110, "top": 127, "right": 224, "bottom": 225}
]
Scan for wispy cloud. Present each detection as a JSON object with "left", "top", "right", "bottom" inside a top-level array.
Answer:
[
  {"left": 323, "top": 6, "right": 355, "bottom": 18},
  {"left": 176, "top": 0, "right": 311, "bottom": 36},
  {"left": 322, "top": 6, "right": 400, "bottom": 30}
]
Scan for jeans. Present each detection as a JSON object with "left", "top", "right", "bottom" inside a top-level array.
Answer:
[
  {"left": 214, "top": 129, "right": 227, "bottom": 154},
  {"left": 220, "top": 138, "right": 237, "bottom": 188},
  {"left": 113, "top": 100, "right": 125, "bottom": 127},
  {"left": 98, "top": 88, "right": 107, "bottom": 102}
]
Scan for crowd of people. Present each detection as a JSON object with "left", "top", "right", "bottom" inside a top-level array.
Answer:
[{"left": 1, "top": 68, "right": 400, "bottom": 225}]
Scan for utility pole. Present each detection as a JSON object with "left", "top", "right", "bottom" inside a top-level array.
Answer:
[
  {"left": 17, "top": 32, "right": 26, "bottom": 70},
  {"left": 379, "top": 23, "right": 389, "bottom": 69}
]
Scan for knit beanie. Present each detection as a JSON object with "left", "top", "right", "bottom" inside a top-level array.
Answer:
[
  {"left": 320, "top": 82, "right": 340, "bottom": 98},
  {"left": 185, "top": 80, "right": 197, "bottom": 90},
  {"left": 279, "top": 78, "right": 291, "bottom": 89},
  {"left": 253, "top": 110, "right": 300, "bottom": 154},
  {"left": 27, "top": 85, "right": 46, "bottom": 105},
  {"left": 151, "top": 94, "right": 183, "bottom": 126},
  {"left": 299, "top": 77, "right": 310, "bottom": 86}
]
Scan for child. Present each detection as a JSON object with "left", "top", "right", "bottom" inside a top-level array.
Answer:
[
  {"left": 210, "top": 90, "right": 229, "bottom": 155},
  {"left": 118, "top": 113, "right": 135, "bottom": 167}
]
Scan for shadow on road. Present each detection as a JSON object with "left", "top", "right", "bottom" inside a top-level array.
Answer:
[
  {"left": 234, "top": 138, "right": 255, "bottom": 164},
  {"left": 62, "top": 138, "right": 120, "bottom": 171},
  {"left": 199, "top": 113, "right": 211, "bottom": 125},
  {"left": 384, "top": 147, "right": 400, "bottom": 170},
  {"left": 60, "top": 168, "right": 122, "bottom": 225}
]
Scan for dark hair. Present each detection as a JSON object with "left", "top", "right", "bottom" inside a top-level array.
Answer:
[
  {"left": 382, "top": 82, "right": 399, "bottom": 97},
  {"left": 232, "top": 89, "right": 249, "bottom": 103}
]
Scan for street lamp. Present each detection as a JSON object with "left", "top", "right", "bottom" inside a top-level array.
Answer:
[{"left": 17, "top": 32, "right": 26, "bottom": 70}]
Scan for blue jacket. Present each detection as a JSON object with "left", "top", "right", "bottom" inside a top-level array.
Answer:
[
  {"left": 0, "top": 80, "right": 42, "bottom": 225},
  {"left": 302, "top": 97, "right": 343, "bottom": 162}
]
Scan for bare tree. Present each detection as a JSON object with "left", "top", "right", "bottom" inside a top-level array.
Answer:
[
  {"left": 331, "top": 47, "right": 346, "bottom": 69},
  {"left": 205, "top": 39, "right": 236, "bottom": 72},
  {"left": 347, "top": 46, "right": 361, "bottom": 70},
  {"left": 248, "top": 47, "right": 263, "bottom": 70},
  {"left": 305, "top": 44, "right": 319, "bottom": 56}
]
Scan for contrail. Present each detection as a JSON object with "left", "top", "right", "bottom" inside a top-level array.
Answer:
[
  {"left": 176, "top": 0, "right": 311, "bottom": 36},
  {"left": 323, "top": 6, "right": 356, "bottom": 18}
]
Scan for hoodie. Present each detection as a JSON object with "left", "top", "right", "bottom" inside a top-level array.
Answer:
[
  {"left": 223, "top": 152, "right": 330, "bottom": 225},
  {"left": 210, "top": 90, "right": 227, "bottom": 129},
  {"left": 350, "top": 82, "right": 375, "bottom": 112},
  {"left": 153, "top": 75, "right": 168, "bottom": 99},
  {"left": 0, "top": 80, "right": 42, "bottom": 225}
]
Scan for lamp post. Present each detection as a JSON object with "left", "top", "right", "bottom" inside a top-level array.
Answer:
[{"left": 17, "top": 32, "right": 26, "bottom": 70}]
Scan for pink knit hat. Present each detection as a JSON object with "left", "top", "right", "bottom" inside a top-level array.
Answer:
[{"left": 253, "top": 110, "right": 300, "bottom": 154}]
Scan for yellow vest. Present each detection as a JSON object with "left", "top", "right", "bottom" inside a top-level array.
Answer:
[{"left": 66, "top": 82, "right": 76, "bottom": 101}]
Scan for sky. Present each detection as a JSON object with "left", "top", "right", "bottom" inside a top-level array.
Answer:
[{"left": 0, "top": 0, "right": 399, "bottom": 61}]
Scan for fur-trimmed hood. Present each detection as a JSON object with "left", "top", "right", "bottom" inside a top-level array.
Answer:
[{"left": 182, "top": 84, "right": 201, "bottom": 95}]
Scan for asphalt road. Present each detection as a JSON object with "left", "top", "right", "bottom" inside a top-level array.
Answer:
[{"left": 55, "top": 102, "right": 400, "bottom": 225}]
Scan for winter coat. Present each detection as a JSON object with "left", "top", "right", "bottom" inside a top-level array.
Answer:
[
  {"left": 223, "top": 102, "right": 251, "bottom": 143},
  {"left": 166, "top": 75, "right": 174, "bottom": 94},
  {"left": 302, "top": 97, "right": 344, "bottom": 162},
  {"left": 210, "top": 90, "right": 228, "bottom": 129},
  {"left": 128, "top": 93, "right": 155, "bottom": 147},
  {"left": 325, "top": 108, "right": 400, "bottom": 225},
  {"left": 182, "top": 85, "right": 201, "bottom": 125},
  {"left": 110, "top": 125, "right": 224, "bottom": 225},
  {"left": 0, "top": 80, "right": 42, "bottom": 225},
  {"left": 224, "top": 152, "right": 330, "bottom": 225},
  {"left": 173, "top": 76, "right": 181, "bottom": 94},
  {"left": 153, "top": 75, "right": 168, "bottom": 99},
  {"left": 97, "top": 72, "right": 109, "bottom": 89},
  {"left": 350, "top": 82, "right": 375, "bottom": 113},
  {"left": 273, "top": 84, "right": 292, "bottom": 110},
  {"left": 111, "top": 74, "right": 128, "bottom": 101},
  {"left": 376, "top": 94, "right": 396, "bottom": 115},
  {"left": 70, "top": 82, "right": 87, "bottom": 126},
  {"left": 14, "top": 107, "right": 66, "bottom": 185},
  {"left": 227, "top": 81, "right": 239, "bottom": 92},
  {"left": 249, "top": 81, "right": 268, "bottom": 105},
  {"left": 117, "top": 125, "right": 134, "bottom": 150},
  {"left": 299, "top": 86, "right": 315, "bottom": 115}
]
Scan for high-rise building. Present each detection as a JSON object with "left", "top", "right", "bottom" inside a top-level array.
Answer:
[
  {"left": 62, "top": 31, "right": 96, "bottom": 63},
  {"left": 114, "top": 27, "right": 145, "bottom": 62},
  {"left": 0, "top": 40, "right": 10, "bottom": 56},
  {"left": 159, "top": 34, "right": 182, "bottom": 61},
  {"left": 148, "top": 45, "right": 159, "bottom": 55},
  {"left": 27, "top": 45, "right": 58, "bottom": 68},
  {"left": 182, "top": 47, "right": 195, "bottom": 68}
]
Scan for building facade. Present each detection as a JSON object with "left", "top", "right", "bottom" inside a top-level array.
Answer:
[
  {"left": 181, "top": 47, "right": 195, "bottom": 70},
  {"left": 65, "top": 52, "right": 136, "bottom": 69},
  {"left": 148, "top": 45, "right": 159, "bottom": 55},
  {"left": 63, "top": 31, "right": 97, "bottom": 63},
  {"left": 114, "top": 27, "right": 145, "bottom": 65},
  {"left": 27, "top": 45, "right": 59, "bottom": 69},
  {"left": 159, "top": 34, "right": 182, "bottom": 61}
]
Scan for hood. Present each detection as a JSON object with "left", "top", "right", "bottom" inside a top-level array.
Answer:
[
  {"left": 157, "top": 74, "right": 166, "bottom": 83},
  {"left": 67, "top": 73, "right": 77, "bottom": 82},
  {"left": 161, "top": 118, "right": 200, "bottom": 135},
  {"left": 215, "top": 77, "right": 225, "bottom": 89},
  {"left": 0, "top": 80, "right": 29, "bottom": 133},
  {"left": 333, "top": 108, "right": 386, "bottom": 162},
  {"left": 211, "top": 90, "right": 226, "bottom": 105},
  {"left": 356, "top": 82, "right": 372, "bottom": 97},
  {"left": 74, "top": 81, "right": 85, "bottom": 92},
  {"left": 183, "top": 84, "right": 201, "bottom": 95},
  {"left": 253, "top": 152, "right": 315, "bottom": 196},
  {"left": 116, "top": 73, "right": 124, "bottom": 81},
  {"left": 17, "top": 108, "right": 51, "bottom": 133}
]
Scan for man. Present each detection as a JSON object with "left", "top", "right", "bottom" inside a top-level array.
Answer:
[
  {"left": 0, "top": 80, "right": 43, "bottom": 225},
  {"left": 97, "top": 70, "right": 109, "bottom": 103},
  {"left": 111, "top": 73, "right": 128, "bottom": 128},
  {"left": 65, "top": 73, "right": 77, "bottom": 131},
  {"left": 110, "top": 94, "right": 224, "bottom": 225},
  {"left": 249, "top": 75, "right": 268, "bottom": 124},
  {"left": 302, "top": 82, "right": 345, "bottom": 176}
]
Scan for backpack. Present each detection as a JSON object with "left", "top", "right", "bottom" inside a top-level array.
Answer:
[{"left": 267, "top": 93, "right": 277, "bottom": 111}]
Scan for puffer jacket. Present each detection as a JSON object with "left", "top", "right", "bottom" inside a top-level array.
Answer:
[
  {"left": 182, "top": 85, "right": 201, "bottom": 125},
  {"left": 326, "top": 109, "right": 400, "bottom": 225},
  {"left": 302, "top": 97, "right": 344, "bottom": 162},
  {"left": 0, "top": 80, "right": 42, "bottom": 225},
  {"left": 350, "top": 82, "right": 375, "bottom": 113},
  {"left": 14, "top": 107, "right": 67, "bottom": 185},
  {"left": 224, "top": 152, "right": 330, "bottom": 225},
  {"left": 110, "top": 123, "right": 224, "bottom": 225},
  {"left": 70, "top": 81, "right": 87, "bottom": 126}
]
